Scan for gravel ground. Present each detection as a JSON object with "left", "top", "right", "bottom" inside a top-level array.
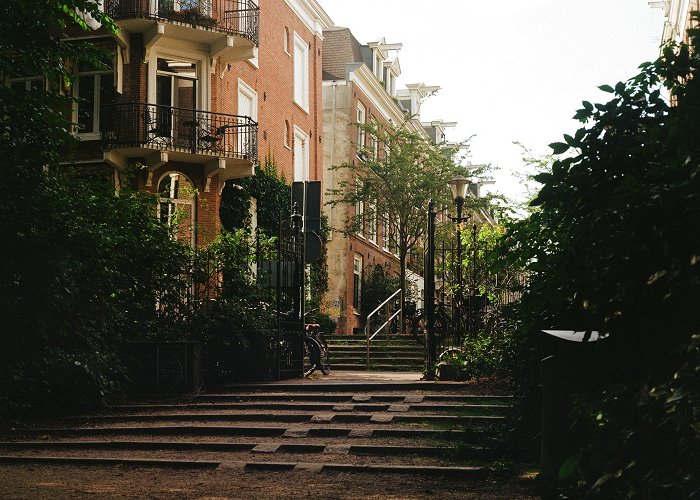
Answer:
[{"left": 0, "top": 464, "right": 539, "bottom": 499}]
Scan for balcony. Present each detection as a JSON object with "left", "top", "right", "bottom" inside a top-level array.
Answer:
[
  {"left": 105, "top": 0, "right": 258, "bottom": 64},
  {"left": 102, "top": 102, "right": 257, "bottom": 189}
]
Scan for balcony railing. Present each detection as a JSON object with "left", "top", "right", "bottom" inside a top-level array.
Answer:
[
  {"left": 105, "top": 0, "right": 259, "bottom": 44},
  {"left": 101, "top": 102, "right": 258, "bottom": 162}
]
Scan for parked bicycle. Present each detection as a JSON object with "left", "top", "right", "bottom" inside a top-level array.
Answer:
[
  {"left": 409, "top": 303, "right": 452, "bottom": 349},
  {"left": 303, "top": 322, "right": 330, "bottom": 377}
]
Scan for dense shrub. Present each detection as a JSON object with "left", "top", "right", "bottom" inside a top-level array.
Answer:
[
  {"left": 499, "top": 20, "right": 700, "bottom": 497},
  {"left": 0, "top": 173, "right": 185, "bottom": 417}
]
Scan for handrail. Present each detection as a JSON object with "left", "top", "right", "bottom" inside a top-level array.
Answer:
[
  {"left": 369, "top": 308, "right": 401, "bottom": 342},
  {"left": 365, "top": 288, "right": 401, "bottom": 369}
]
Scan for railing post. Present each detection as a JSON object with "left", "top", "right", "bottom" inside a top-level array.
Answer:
[
  {"left": 424, "top": 201, "right": 437, "bottom": 380},
  {"left": 365, "top": 322, "right": 370, "bottom": 370}
]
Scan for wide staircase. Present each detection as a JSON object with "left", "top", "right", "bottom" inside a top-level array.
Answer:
[
  {"left": 326, "top": 334, "right": 424, "bottom": 371},
  {"left": 0, "top": 379, "right": 535, "bottom": 498}
]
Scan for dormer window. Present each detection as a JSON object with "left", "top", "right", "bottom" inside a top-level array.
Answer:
[{"left": 374, "top": 52, "right": 382, "bottom": 80}]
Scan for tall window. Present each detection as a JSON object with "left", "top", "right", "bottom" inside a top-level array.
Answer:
[
  {"left": 368, "top": 201, "right": 377, "bottom": 244},
  {"left": 75, "top": 60, "right": 113, "bottom": 137},
  {"left": 381, "top": 216, "right": 389, "bottom": 250},
  {"left": 293, "top": 32, "right": 309, "bottom": 111},
  {"left": 356, "top": 102, "right": 366, "bottom": 156},
  {"left": 294, "top": 126, "right": 309, "bottom": 181},
  {"left": 355, "top": 181, "right": 364, "bottom": 237},
  {"left": 353, "top": 255, "right": 363, "bottom": 311},
  {"left": 154, "top": 57, "right": 197, "bottom": 147},
  {"left": 158, "top": 172, "right": 196, "bottom": 247}
]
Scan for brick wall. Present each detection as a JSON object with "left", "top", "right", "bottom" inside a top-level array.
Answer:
[{"left": 224, "top": 0, "right": 323, "bottom": 184}]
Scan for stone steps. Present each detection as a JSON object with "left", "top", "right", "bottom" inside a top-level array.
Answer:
[
  {"left": 325, "top": 335, "right": 425, "bottom": 371},
  {"left": 1, "top": 378, "right": 515, "bottom": 481}
]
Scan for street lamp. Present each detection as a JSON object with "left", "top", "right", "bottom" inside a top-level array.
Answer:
[
  {"left": 448, "top": 174, "right": 470, "bottom": 220},
  {"left": 447, "top": 174, "right": 472, "bottom": 340}
]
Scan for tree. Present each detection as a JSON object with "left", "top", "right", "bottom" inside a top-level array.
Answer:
[
  {"left": 498, "top": 23, "right": 700, "bottom": 496},
  {"left": 328, "top": 121, "right": 489, "bottom": 331},
  {"left": 0, "top": 1, "right": 192, "bottom": 416}
]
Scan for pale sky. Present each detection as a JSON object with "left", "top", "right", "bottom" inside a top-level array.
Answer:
[{"left": 321, "top": 0, "right": 666, "bottom": 201}]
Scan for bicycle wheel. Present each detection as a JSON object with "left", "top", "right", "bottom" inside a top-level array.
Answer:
[
  {"left": 317, "top": 334, "right": 331, "bottom": 375},
  {"left": 303, "top": 336, "right": 321, "bottom": 377}
]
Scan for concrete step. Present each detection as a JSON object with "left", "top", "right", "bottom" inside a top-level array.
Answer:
[
  {"left": 106, "top": 402, "right": 510, "bottom": 415},
  {"left": 66, "top": 413, "right": 505, "bottom": 426},
  {"left": 332, "top": 364, "right": 424, "bottom": 372},
  {"left": 212, "top": 381, "right": 509, "bottom": 393},
  {"left": 0, "top": 440, "right": 494, "bottom": 459},
  {"left": 330, "top": 344, "right": 423, "bottom": 351},
  {"left": 0, "top": 454, "right": 490, "bottom": 478},
  {"left": 192, "top": 393, "right": 513, "bottom": 405}
]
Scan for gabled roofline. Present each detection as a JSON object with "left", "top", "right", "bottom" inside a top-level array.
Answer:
[
  {"left": 284, "top": 0, "right": 334, "bottom": 38},
  {"left": 346, "top": 64, "right": 427, "bottom": 138}
]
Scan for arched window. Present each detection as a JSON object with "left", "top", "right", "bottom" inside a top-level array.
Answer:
[{"left": 158, "top": 172, "right": 196, "bottom": 246}]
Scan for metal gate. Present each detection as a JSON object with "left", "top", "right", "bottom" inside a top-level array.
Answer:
[
  {"left": 424, "top": 202, "right": 522, "bottom": 372},
  {"left": 257, "top": 210, "right": 305, "bottom": 380}
]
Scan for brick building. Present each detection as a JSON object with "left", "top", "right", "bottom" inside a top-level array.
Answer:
[
  {"left": 16, "top": 0, "right": 331, "bottom": 247},
  {"left": 320, "top": 27, "right": 445, "bottom": 335}
]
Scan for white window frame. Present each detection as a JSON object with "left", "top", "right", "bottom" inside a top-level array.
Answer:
[
  {"left": 74, "top": 61, "right": 113, "bottom": 140},
  {"left": 293, "top": 32, "right": 309, "bottom": 112},
  {"left": 156, "top": 171, "right": 197, "bottom": 248},
  {"left": 368, "top": 202, "right": 377, "bottom": 245},
  {"left": 354, "top": 181, "right": 365, "bottom": 238},
  {"left": 293, "top": 125, "right": 309, "bottom": 181},
  {"left": 237, "top": 78, "right": 258, "bottom": 120},
  {"left": 147, "top": 47, "right": 210, "bottom": 112},
  {"left": 353, "top": 254, "right": 363, "bottom": 312},
  {"left": 356, "top": 102, "right": 366, "bottom": 157},
  {"left": 381, "top": 216, "right": 390, "bottom": 251}
]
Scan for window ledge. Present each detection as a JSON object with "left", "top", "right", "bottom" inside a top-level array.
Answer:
[{"left": 293, "top": 100, "right": 310, "bottom": 115}]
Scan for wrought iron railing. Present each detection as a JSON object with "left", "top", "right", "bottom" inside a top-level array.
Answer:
[
  {"left": 105, "top": 0, "right": 259, "bottom": 44},
  {"left": 101, "top": 102, "right": 258, "bottom": 162}
]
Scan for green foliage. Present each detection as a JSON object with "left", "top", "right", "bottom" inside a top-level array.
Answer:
[
  {"left": 190, "top": 298, "right": 274, "bottom": 385},
  {"left": 0, "top": 172, "right": 185, "bottom": 417},
  {"left": 220, "top": 153, "right": 290, "bottom": 233},
  {"left": 361, "top": 264, "right": 401, "bottom": 320},
  {"left": 328, "top": 122, "right": 479, "bottom": 328},
  {"left": 499, "top": 22, "right": 700, "bottom": 497},
  {"left": 437, "top": 327, "right": 516, "bottom": 381},
  {"left": 307, "top": 214, "right": 330, "bottom": 311}
]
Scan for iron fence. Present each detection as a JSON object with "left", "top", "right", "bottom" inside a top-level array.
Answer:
[
  {"left": 105, "top": 0, "right": 259, "bottom": 44},
  {"left": 101, "top": 102, "right": 258, "bottom": 162}
]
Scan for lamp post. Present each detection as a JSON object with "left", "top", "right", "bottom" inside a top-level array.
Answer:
[{"left": 447, "top": 175, "right": 471, "bottom": 341}]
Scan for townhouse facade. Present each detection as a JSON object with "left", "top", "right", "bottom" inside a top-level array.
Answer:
[
  {"left": 31, "top": 0, "right": 331, "bottom": 247},
  {"left": 653, "top": 0, "right": 700, "bottom": 44},
  {"left": 320, "top": 27, "right": 451, "bottom": 335}
]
